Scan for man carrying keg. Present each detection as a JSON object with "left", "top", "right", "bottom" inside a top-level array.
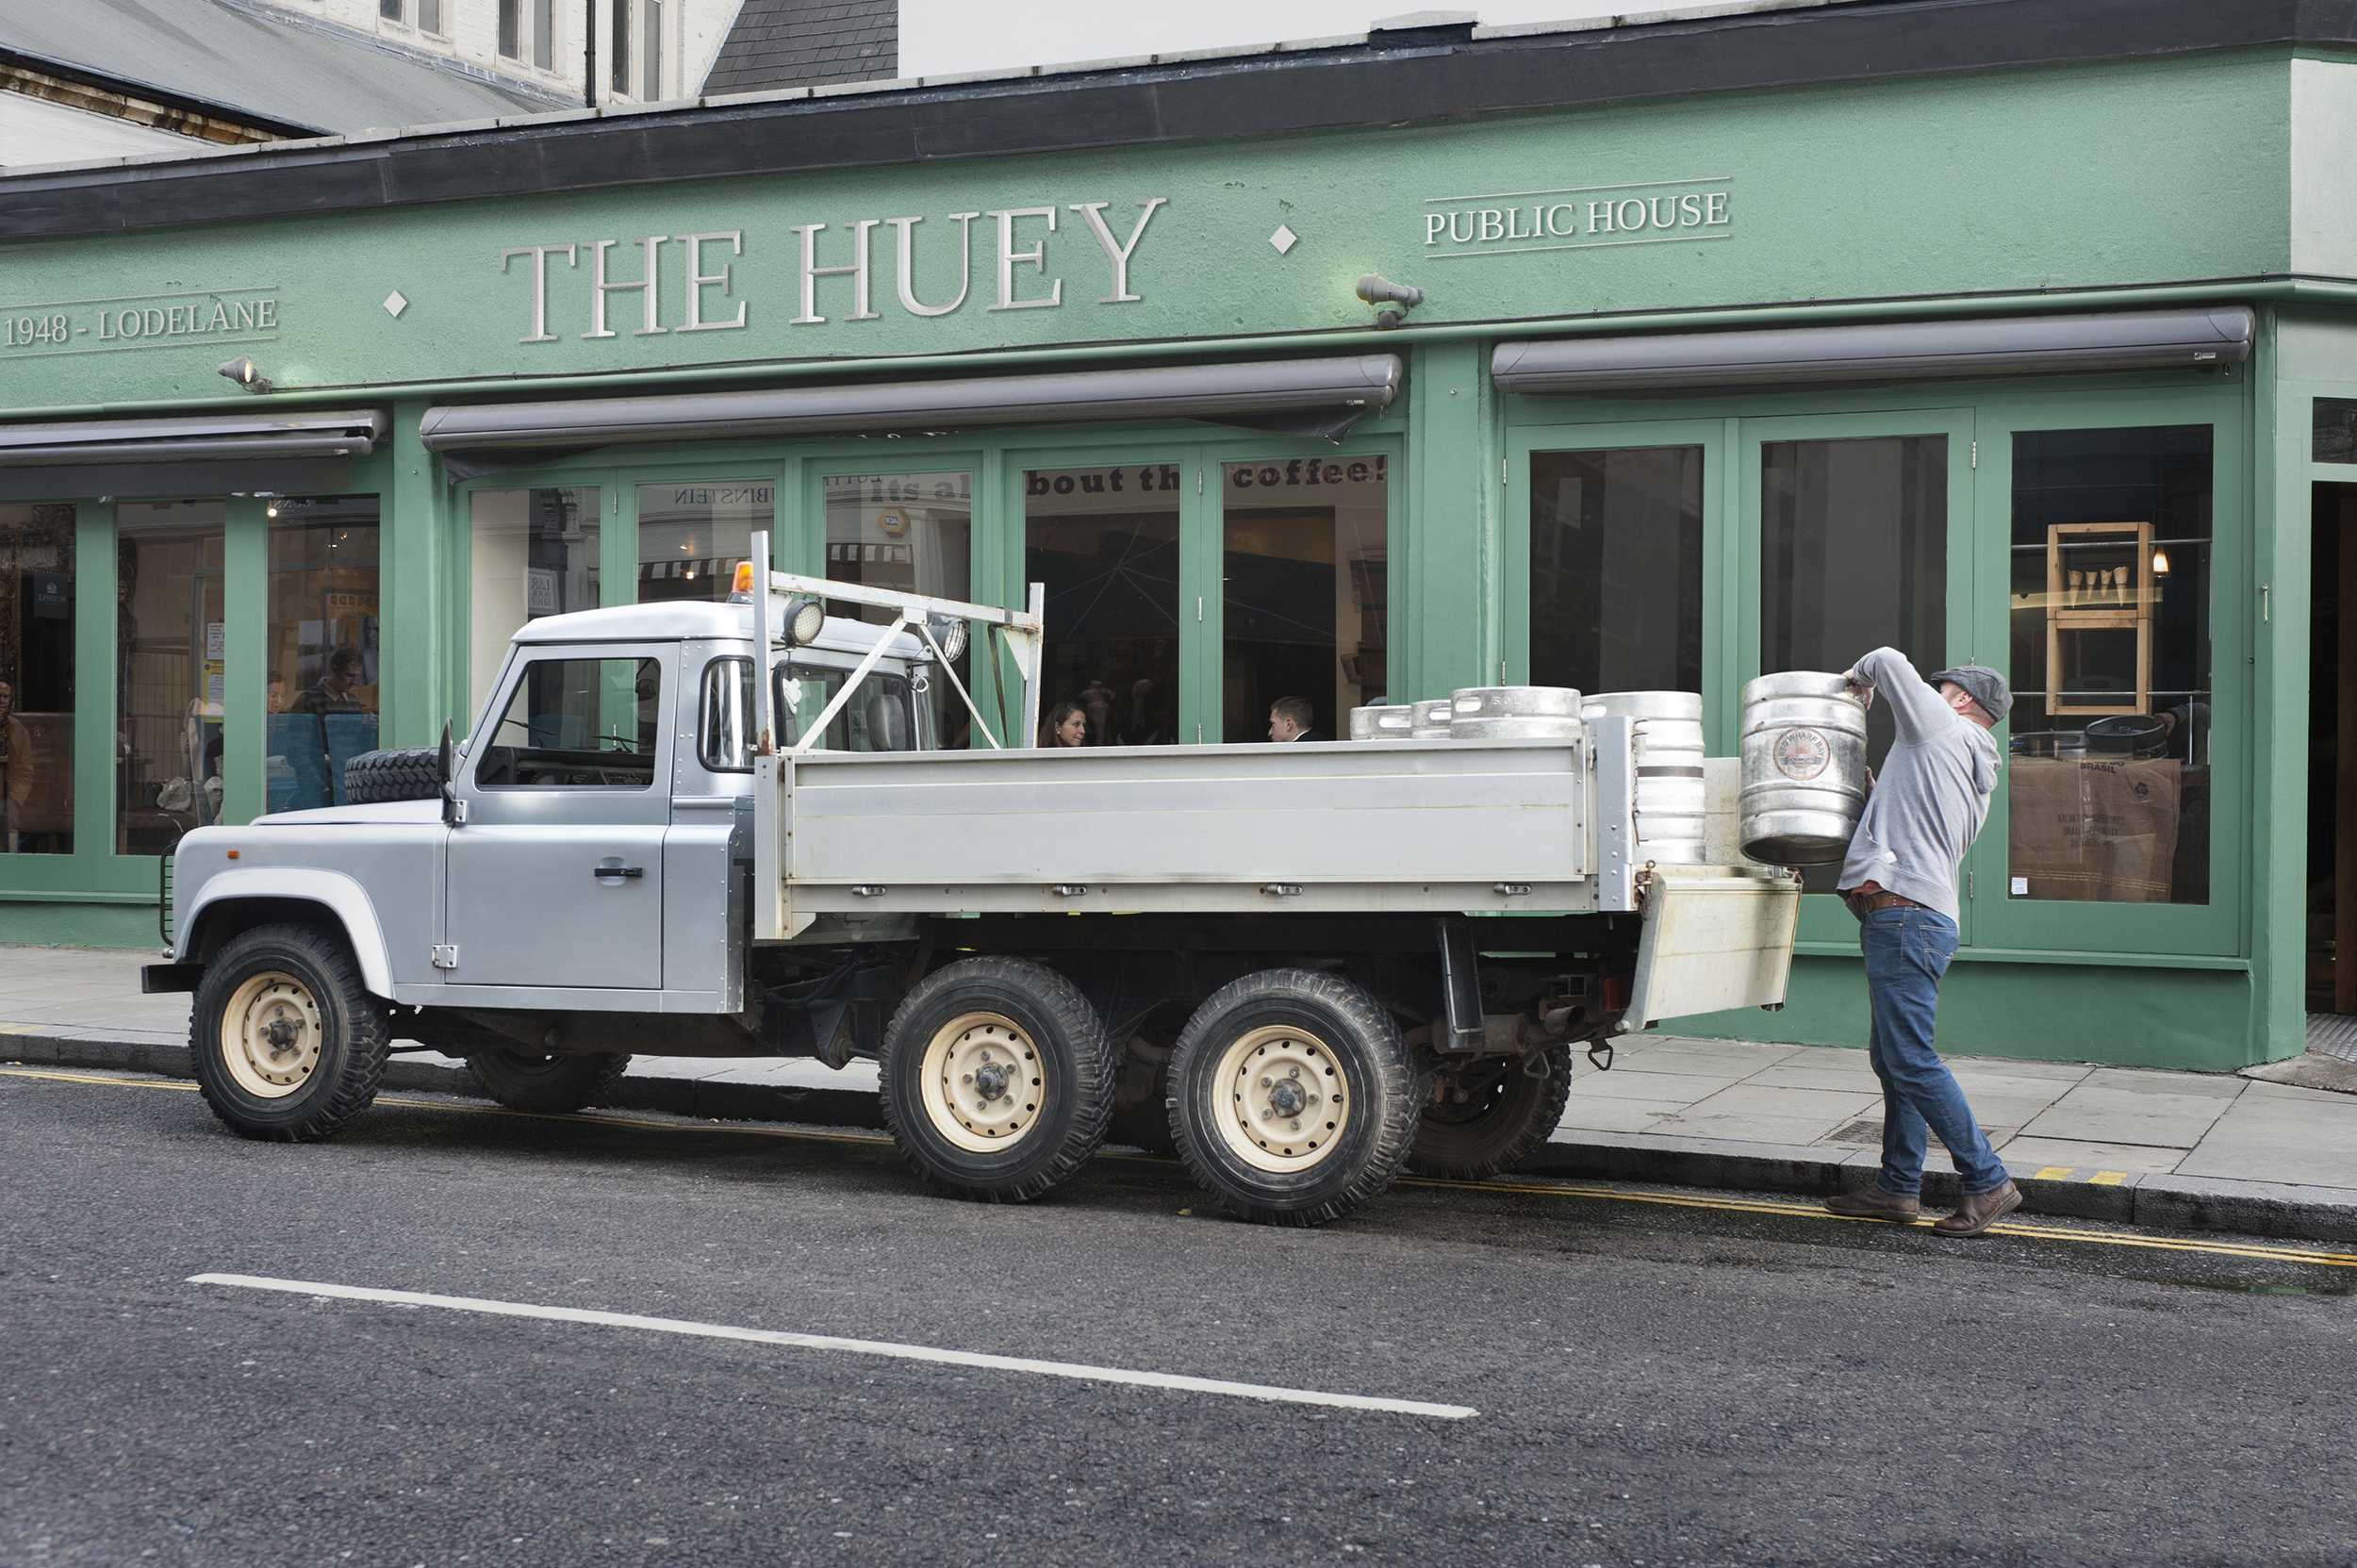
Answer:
[{"left": 1825, "top": 650, "right": 2021, "bottom": 1237}]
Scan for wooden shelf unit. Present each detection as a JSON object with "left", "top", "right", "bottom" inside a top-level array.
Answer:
[{"left": 2044, "top": 520, "right": 2154, "bottom": 718}]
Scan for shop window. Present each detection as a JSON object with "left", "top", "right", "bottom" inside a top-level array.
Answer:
[
  {"left": 2315, "top": 398, "right": 2357, "bottom": 465},
  {"left": 116, "top": 503, "right": 228, "bottom": 853},
  {"left": 1762, "top": 435, "right": 1948, "bottom": 769},
  {"left": 1221, "top": 458, "right": 1389, "bottom": 742},
  {"left": 265, "top": 498, "right": 381, "bottom": 816},
  {"left": 0, "top": 504, "right": 74, "bottom": 855},
  {"left": 637, "top": 482, "right": 771, "bottom": 605},
  {"left": 2008, "top": 426, "right": 2213, "bottom": 905},
  {"left": 476, "top": 657, "right": 660, "bottom": 788},
  {"left": 1528, "top": 446, "right": 1703, "bottom": 696},
  {"left": 469, "top": 487, "right": 600, "bottom": 724},
  {"left": 827, "top": 471, "right": 970, "bottom": 746},
  {"left": 1025, "top": 465, "right": 1181, "bottom": 747}
]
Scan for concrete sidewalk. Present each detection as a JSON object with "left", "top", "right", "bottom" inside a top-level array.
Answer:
[{"left": 8, "top": 944, "right": 2357, "bottom": 1242}]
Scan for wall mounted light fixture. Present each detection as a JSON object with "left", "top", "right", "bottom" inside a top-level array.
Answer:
[
  {"left": 1356, "top": 273, "right": 1426, "bottom": 330},
  {"left": 218, "top": 357, "right": 273, "bottom": 394}
]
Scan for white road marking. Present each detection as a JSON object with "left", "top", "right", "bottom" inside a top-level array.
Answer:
[{"left": 188, "top": 1273, "right": 1477, "bottom": 1420}]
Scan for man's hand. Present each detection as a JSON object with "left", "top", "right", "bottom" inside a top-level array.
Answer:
[{"left": 1843, "top": 670, "right": 1874, "bottom": 711}]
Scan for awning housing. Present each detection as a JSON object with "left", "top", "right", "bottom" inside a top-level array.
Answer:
[
  {"left": 421, "top": 355, "right": 1403, "bottom": 480},
  {"left": 1491, "top": 307, "right": 2255, "bottom": 397},
  {"left": 0, "top": 408, "right": 388, "bottom": 502}
]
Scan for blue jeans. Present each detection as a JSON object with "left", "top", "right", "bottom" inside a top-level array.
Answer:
[{"left": 1859, "top": 906, "right": 2010, "bottom": 1197}]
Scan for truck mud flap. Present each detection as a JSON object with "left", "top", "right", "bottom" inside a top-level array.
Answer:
[{"left": 1616, "top": 868, "right": 1800, "bottom": 1033}]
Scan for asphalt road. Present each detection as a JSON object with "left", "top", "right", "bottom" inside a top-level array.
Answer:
[{"left": 5, "top": 1065, "right": 2355, "bottom": 1568}]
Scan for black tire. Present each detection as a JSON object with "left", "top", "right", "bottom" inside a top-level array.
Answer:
[
  {"left": 878, "top": 956, "right": 1113, "bottom": 1202},
  {"left": 465, "top": 1048, "right": 633, "bottom": 1114},
  {"left": 1166, "top": 969, "right": 1425, "bottom": 1228},
  {"left": 1406, "top": 1043, "right": 1575, "bottom": 1180},
  {"left": 343, "top": 748, "right": 442, "bottom": 805},
  {"left": 190, "top": 921, "right": 388, "bottom": 1142}
]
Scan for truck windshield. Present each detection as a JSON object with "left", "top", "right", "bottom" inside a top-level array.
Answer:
[{"left": 776, "top": 661, "right": 920, "bottom": 753}]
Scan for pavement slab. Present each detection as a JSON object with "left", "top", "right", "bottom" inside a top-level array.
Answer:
[{"left": 1995, "top": 1136, "right": 2188, "bottom": 1176}]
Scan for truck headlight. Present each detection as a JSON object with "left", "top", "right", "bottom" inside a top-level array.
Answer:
[
  {"left": 782, "top": 595, "right": 826, "bottom": 646},
  {"left": 925, "top": 613, "right": 969, "bottom": 663}
]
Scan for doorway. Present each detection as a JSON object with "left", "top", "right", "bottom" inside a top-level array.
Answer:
[{"left": 2310, "top": 484, "right": 2357, "bottom": 1014}]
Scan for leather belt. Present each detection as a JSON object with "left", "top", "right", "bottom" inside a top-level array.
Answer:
[{"left": 1843, "top": 885, "right": 1922, "bottom": 917}]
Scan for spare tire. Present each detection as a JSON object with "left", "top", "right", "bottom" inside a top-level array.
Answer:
[{"left": 344, "top": 748, "right": 443, "bottom": 804}]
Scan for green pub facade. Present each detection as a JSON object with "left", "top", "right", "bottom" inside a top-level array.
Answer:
[{"left": 3, "top": 0, "right": 2353, "bottom": 1074}]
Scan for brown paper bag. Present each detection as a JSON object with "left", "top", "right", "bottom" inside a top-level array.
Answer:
[{"left": 2006, "top": 757, "right": 2182, "bottom": 902}]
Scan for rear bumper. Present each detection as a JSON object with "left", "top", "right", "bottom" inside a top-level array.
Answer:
[{"left": 141, "top": 963, "right": 204, "bottom": 995}]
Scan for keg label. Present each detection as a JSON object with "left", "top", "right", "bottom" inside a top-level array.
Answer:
[{"left": 1772, "top": 727, "right": 1831, "bottom": 781}]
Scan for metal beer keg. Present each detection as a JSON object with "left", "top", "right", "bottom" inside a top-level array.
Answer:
[
  {"left": 1584, "top": 691, "right": 1706, "bottom": 864},
  {"left": 1447, "top": 685, "right": 1583, "bottom": 741},
  {"left": 1348, "top": 704, "right": 1415, "bottom": 740},
  {"left": 1409, "top": 698, "right": 1457, "bottom": 739},
  {"left": 1738, "top": 671, "right": 1870, "bottom": 865}
]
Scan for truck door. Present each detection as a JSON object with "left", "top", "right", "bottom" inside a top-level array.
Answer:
[{"left": 444, "top": 646, "right": 671, "bottom": 990}]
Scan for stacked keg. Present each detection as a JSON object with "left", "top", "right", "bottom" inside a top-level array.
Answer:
[
  {"left": 1445, "top": 685, "right": 1583, "bottom": 740},
  {"left": 1737, "top": 671, "right": 1870, "bottom": 865},
  {"left": 1583, "top": 691, "right": 1706, "bottom": 866},
  {"left": 1346, "top": 704, "right": 1415, "bottom": 740}
]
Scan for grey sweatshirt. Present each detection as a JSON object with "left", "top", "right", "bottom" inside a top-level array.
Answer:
[{"left": 1836, "top": 647, "right": 2001, "bottom": 922}]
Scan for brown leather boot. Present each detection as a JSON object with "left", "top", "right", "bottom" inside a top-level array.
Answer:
[
  {"left": 1824, "top": 1186, "right": 1921, "bottom": 1222},
  {"left": 1932, "top": 1180, "right": 2022, "bottom": 1237}
]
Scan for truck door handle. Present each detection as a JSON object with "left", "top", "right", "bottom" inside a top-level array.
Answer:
[{"left": 592, "top": 865, "right": 645, "bottom": 880}]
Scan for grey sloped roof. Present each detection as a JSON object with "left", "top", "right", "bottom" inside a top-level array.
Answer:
[
  {"left": 702, "top": 0, "right": 894, "bottom": 95},
  {"left": 0, "top": 0, "right": 559, "bottom": 137}
]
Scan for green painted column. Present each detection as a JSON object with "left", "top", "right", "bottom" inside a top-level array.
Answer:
[
  {"left": 386, "top": 399, "right": 442, "bottom": 749},
  {"left": 2252, "top": 308, "right": 2309, "bottom": 1064},
  {"left": 1405, "top": 338, "right": 1500, "bottom": 702},
  {"left": 221, "top": 496, "right": 267, "bottom": 826}
]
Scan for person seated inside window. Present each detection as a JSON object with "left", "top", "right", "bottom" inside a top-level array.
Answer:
[
  {"left": 294, "top": 647, "right": 367, "bottom": 716},
  {"left": 1041, "top": 701, "right": 1088, "bottom": 748}
]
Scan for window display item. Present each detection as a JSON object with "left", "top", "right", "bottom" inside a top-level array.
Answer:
[{"left": 2044, "top": 520, "right": 2153, "bottom": 716}]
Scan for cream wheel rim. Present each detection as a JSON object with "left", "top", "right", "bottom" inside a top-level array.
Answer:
[
  {"left": 918, "top": 1012, "right": 1046, "bottom": 1153},
  {"left": 220, "top": 969, "right": 324, "bottom": 1099},
  {"left": 1212, "top": 1024, "right": 1350, "bottom": 1173}
]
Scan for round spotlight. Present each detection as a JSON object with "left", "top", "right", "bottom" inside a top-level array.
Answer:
[
  {"left": 926, "top": 612, "right": 969, "bottom": 663},
  {"left": 783, "top": 595, "right": 826, "bottom": 646}
]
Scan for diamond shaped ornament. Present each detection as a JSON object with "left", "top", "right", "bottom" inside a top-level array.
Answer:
[
  {"left": 383, "top": 290, "right": 408, "bottom": 318},
  {"left": 1268, "top": 224, "right": 1298, "bottom": 255}
]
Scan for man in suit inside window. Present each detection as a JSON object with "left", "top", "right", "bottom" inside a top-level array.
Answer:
[{"left": 1266, "top": 695, "right": 1326, "bottom": 744}]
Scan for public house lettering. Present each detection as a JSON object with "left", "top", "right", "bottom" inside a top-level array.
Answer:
[{"left": 501, "top": 198, "right": 1169, "bottom": 346}]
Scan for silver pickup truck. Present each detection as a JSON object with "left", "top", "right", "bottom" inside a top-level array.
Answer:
[{"left": 147, "top": 536, "right": 1800, "bottom": 1226}]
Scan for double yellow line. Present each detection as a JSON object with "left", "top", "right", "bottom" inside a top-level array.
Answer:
[{"left": 8, "top": 1064, "right": 2353, "bottom": 1272}]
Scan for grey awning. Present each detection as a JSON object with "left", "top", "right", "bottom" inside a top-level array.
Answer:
[
  {"left": 420, "top": 355, "right": 1404, "bottom": 478},
  {"left": 1491, "top": 307, "right": 2254, "bottom": 397},
  {"left": 0, "top": 408, "right": 388, "bottom": 501}
]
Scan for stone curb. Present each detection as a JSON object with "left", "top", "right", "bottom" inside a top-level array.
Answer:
[{"left": 8, "top": 1031, "right": 2354, "bottom": 1244}]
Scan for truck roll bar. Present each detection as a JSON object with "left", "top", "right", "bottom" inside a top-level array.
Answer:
[{"left": 746, "top": 529, "right": 1045, "bottom": 756}]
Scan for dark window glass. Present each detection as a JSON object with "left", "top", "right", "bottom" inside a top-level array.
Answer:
[
  {"left": 418, "top": 0, "right": 441, "bottom": 33},
  {"left": 2316, "top": 398, "right": 2357, "bottom": 465},
  {"left": 699, "top": 656, "right": 752, "bottom": 772},
  {"left": 116, "top": 503, "right": 228, "bottom": 850},
  {"left": 266, "top": 497, "right": 381, "bottom": 816},
  {"left": 825, "top": 471, "right": 969, "bottom": 746},
  {"left": 642, "top": 0, "right": 662, "bottom": 98},
  {"left": 0, "top": 504, "right": 74, "bottom": 854},
  {"left": 2008, "top": 426, "right": 2213, "bottom": 905},
  {"left": 498, "top": 0, "right": 519, "bottom": 58},
  {"left": 775, "top": 665, "right": 918, "bottom": 752},
  {"left": 477, "top": 657, "right": 660, "bottom": 788},
  {"left": 612, "top": 0, "right": 631, "bottom": 94},
  {"left": 534, "top": 0, "right": 553, "bottom": 70},
  {"left": 1221, "top": 458, "right": 1388, "bottom": 742},
  {"left": 1026, "top": 466, "right": 1183, "bottom": 747},
  {"left": 1528, "top": 446, "right": 1703, "bottom": 696}
]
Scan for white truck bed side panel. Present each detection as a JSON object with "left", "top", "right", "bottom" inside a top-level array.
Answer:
[
  {"left": 778, "top": 739, "right": 1591, "bottom": 916},
  {"left": 1619, "top": 867, "right": 1802, "bottom": 1032}
]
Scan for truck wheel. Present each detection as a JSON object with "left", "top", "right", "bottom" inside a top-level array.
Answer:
[
  {"left": 190, "top": 922, "right": 388, "bottom": 1142},
  {"left": 878, "top": 957, "right": 1113, "bottom": 1202},
  {"left": 465, "top": 1048, "right": 633, "bottom": 1114},
  {"left": 1405, "top": 1044, "right": 1574, "bottom": 1181},
  {"left": 1166, "top": 969, "right": 1425, "bottom": 1228},
  {"left": 342, "top": 747, "right": 443, "bottom": 804}
]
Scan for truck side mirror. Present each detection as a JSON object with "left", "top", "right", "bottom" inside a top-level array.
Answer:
[{"left": 439, "top": 720, "right": 460, "bottom": 827}]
